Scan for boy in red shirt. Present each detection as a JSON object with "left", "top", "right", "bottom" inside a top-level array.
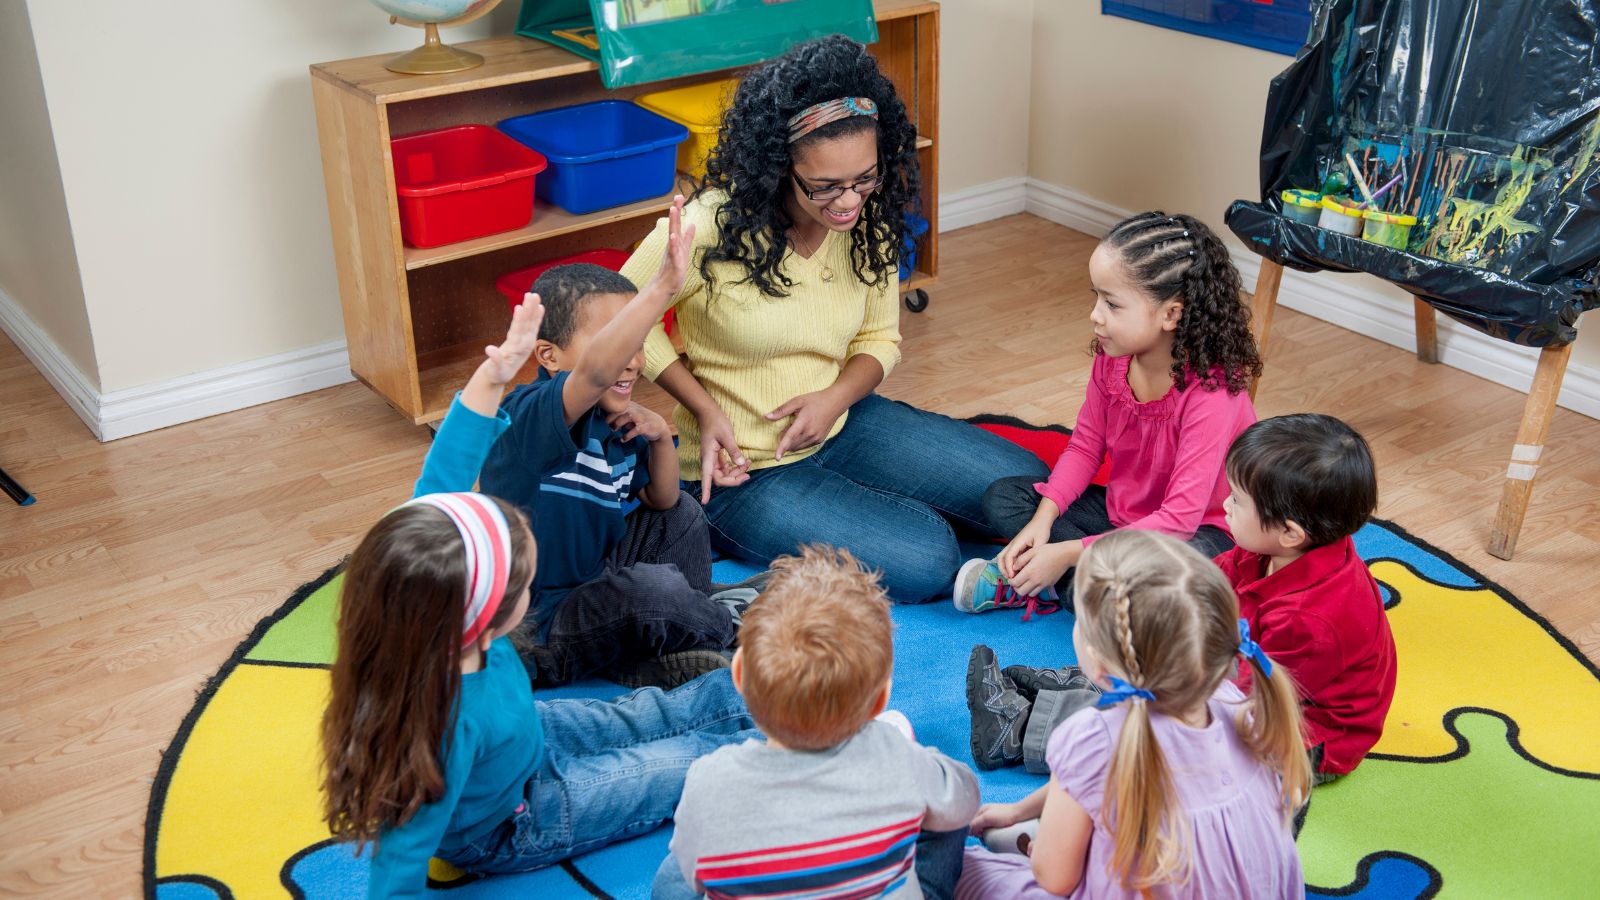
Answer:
[{"left": 1216, "top": 413, "right": 1397, "bottom": 780}]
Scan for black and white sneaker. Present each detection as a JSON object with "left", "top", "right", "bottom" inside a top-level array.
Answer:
[
  {"left": 608, "top": 650, "right": 730, "bottom": 689},
  {"left": 1002, "top": 663, "right": 1098, "bottom": 703},
  {"left": 966, "top": 644, "right": 1031, "bottom": 770}
]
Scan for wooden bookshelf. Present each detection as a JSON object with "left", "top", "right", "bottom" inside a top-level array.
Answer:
[{"left": 312, "top": 0, "right": 941, "bottom": 424}]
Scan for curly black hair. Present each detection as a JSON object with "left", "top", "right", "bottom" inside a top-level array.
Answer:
[
  {"left": 1100, "top": 211, "right": 1264, "bottom": 394},
  {"left": 695, "top": 34, "right": 921, "bottom": 298}
]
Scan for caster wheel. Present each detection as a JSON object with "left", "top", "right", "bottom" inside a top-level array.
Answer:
[{"left": 904, "top": 288, "right": 929, "bottom": 313}]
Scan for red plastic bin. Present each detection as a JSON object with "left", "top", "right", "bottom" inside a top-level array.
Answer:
[
  {"left": 392, "top": 125, "right": 548, "bottom": 249},
  {"left": 495, "top": 248, "right": 678, "bottom": 338}
]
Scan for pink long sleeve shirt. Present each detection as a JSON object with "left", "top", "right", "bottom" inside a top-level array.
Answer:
[{"left": 1035, "top": 353, "right": 1256, "bottom": 545}]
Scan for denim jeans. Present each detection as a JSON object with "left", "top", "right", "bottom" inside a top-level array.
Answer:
[
  {"left": 650, "top": 827, "right": 969, "bottom": 899},
  {"left": 444, "top": 670, "right": 760, "bottom": 875},
  {"left": 531, "top": 492, "right": 733, "bottom": 685},
  {"left": 686, "top": 394, "right": 1049, "bottom": 603}
]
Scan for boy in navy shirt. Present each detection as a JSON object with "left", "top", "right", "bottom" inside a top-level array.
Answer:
[{"left": 481, "top": 199, "right": 757, "bottom": 688}]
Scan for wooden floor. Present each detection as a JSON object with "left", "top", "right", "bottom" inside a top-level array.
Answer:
[{"left": 2, "top": 213, "right": 1597, "bottom": 895}]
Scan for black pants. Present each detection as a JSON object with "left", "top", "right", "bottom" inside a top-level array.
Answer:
[
  {"left": 530, "top": 492, "right": 735, "bottom": 685},
  {"left": 982, "top": 477, "right": 1235, "bottom": 599}
]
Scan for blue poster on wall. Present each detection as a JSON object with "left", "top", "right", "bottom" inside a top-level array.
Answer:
[{"left": 1102, "top": 0, "right": 1313, "bottom": 56}]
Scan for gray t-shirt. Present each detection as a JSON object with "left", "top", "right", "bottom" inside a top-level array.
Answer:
[{"left": 669, "top": 720, "right": 981, "bottom": 898}]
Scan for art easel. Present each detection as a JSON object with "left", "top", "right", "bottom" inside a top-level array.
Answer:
[{"left": 1247, "top": 259, "right": 1575, "bottom": 560}]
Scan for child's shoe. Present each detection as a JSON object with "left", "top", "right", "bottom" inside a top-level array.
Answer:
[
  {"left": 966, "top": 644, "right": 1031, "bottom": 770},
  {"left": 952, "top": 558, "right": 1061, "bottom": 621},
  {"left": 981, "top": 819, "right": 1040, "bottom": 857},
  {"left": 1002, "top": 664, "right": 1099, "bottom": 703},
  {"left": 709, "top": 586, "right": 761, "bottom": 629},
  {"left": 608, "top": 650, "right": 730, "bottom": 689}
]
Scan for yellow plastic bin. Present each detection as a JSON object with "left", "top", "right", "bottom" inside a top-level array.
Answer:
[{"left": 635, "top": 78, "right": 740, "bottom": 178}]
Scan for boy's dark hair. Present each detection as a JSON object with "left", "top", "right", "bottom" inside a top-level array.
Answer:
[
  {"left": 530, "top": 263, "right": 637, "bottom": 348},
  {"left": 1226, "top": 414, "right": 1377, "bottom": 549}
]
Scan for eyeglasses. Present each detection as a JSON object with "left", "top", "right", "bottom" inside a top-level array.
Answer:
[{"left": 791, "top": 168, "right": 885, "bottom": 202}]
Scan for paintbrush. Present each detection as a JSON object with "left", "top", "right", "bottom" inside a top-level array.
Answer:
[
  {"left": 1357, "top": 161, "right": 1406, "bottom": 210},
  {"left": 1345, "top": 151, "right": 1376, "bottom": 206}
]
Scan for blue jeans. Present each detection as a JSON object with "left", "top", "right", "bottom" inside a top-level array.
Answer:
[
  {"left": 686, "top": 395, "right": 1049, "bottom": 603},
  {"left": 445, "top": 670, "right": 760, "bottom": 874},
  {"left": 651, "top": 828, "right": 968, "bottom": 900}
]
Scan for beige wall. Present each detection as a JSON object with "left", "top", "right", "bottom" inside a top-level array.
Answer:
[
  {"left": 0, "top": 1, "right": 98, "bottom": 387},
  {"left": 938, "top": 0, "right": 1033, "bottom": 193},
  {"left": 1026, "top": 0, "right": 1599, "bottom": 369},
  {"left": 19, "top": 0, "right": 522, "bottom": 394}
]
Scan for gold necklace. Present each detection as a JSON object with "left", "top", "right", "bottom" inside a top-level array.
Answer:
[{"left": 791, "top": 226, "right": 834, "bottom": 282}]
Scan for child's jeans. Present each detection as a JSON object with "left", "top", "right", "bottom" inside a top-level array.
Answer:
[
  {"left": 530, "top": 491, "right": 735, "bottom": 685},
  {"left": 982, "top": 477, "right": 1235, "bottom": 601},
  {"left": 443, "top": 670, "right": 761, "bottom": 875},
  {"left": 650, "top": 827, "right": 970, "bottom": 900}
]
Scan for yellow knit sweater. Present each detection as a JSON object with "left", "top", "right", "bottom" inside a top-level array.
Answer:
[{"left": 621, "top": 192, "right": 902, "bottom": 481}]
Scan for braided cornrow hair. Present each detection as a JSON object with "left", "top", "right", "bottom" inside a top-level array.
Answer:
[{"left": 1102, "top": 212, "right": 1263, "bottom": 394}]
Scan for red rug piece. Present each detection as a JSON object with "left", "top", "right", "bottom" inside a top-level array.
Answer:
[{"left": 968, "top": 415, "right": 1111, "bottom": 486}]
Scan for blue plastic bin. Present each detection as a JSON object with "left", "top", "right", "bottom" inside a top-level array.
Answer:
[{"left": 497, "top": 101, "right": 689, "bottom": 215}]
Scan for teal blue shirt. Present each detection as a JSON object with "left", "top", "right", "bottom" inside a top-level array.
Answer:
[{"left": 367, "top": 395, "right": 545, "bottom": 898}]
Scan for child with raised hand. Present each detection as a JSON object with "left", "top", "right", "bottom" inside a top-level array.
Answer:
[
  {"left": 654, "top": 546, "right": 980, "bottom": 900},
  {"left": 954, "top": 212, "right": 1261, "bottom": 616},
  {"left": 321, "top": 299, "right": 761, "bottom": 899},
  {"left": 480, "top": 196, "right": 763, "bottom": 689},
  {"left": 957, "top": 530, "right": 1309, "bottom": 900}
]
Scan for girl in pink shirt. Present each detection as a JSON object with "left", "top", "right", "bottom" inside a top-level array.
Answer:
[{"left": 955, "top": 212, "right": 1262, "bottom": 615}]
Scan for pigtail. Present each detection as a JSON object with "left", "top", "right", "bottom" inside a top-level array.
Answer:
[
  {"left": 1237, "top": 650, "right": 1313, "bottom": 820},
  {"left": 1102, "top": 583, "right": 1192, "bottom": 893}
]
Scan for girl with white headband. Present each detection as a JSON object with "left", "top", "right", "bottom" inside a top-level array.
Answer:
[{"left": 321, "top": 217, "right": 761, "bottom": 898}]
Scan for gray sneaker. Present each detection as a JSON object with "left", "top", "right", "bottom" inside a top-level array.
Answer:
[
  {"left": 607, "top": 650, "right": 731, "bottom": 689},
  {"left": 966, "top": 644, "right": 1032, "bottom": 770},
  {"left": 709, "top": 586, "right": 761, "bottom": 630},
  {"left": 1003, "top": 664, "right": 1098, "bottom": 703}
]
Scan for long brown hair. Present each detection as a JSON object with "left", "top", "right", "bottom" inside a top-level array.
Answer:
[
  {"left": 321, "top": 497, "right": 534, "bottom": 845},
  {"left": 1073, "top": 530, "right": 1309, "bottom": 894}
]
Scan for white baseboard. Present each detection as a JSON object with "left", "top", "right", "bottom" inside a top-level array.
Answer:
[
  {"left": 96, "top": 340, "right": 354, "bottom": 441},
  {"left": 0, "top": 287, "right": 102, "bottom": 436},
  {"left": 938, "top": 176, "right": 1029, "bottom": 233},
  {"left": 1, "top": 285, "right": 354, "bottom": 441}
]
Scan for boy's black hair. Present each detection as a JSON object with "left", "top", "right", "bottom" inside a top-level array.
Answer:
[
  {"left": 1226, "top": 413, "right": 1377, "bottom": 549},
  {"left": 530, "top": 263, "right": 638, "bottom": 348}
]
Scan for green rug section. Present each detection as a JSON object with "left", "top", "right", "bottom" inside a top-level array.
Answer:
[
  {"left": 244, "top": 574, "right": 341, "bottom": 668},
  {"left": 1300, "top": 710, "right": 1600, "bottom": 897}
]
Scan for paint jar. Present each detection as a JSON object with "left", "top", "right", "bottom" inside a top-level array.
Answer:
[
  {"left": 1279, "top": 189, "right": 1323, "bottom": 225},
  {"left": 1318, "top": 196, "right": 1366, "bottom": 236},
  {"left": 1362, "top": 210, "right": 1417, "bottom": 250}
]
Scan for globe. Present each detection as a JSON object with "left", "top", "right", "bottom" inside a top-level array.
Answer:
[{"left": 368, "top": 0, "right": 504, "bottom": 75}]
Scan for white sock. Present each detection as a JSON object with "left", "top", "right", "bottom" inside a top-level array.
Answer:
[{"left": 982, "top": 819, "right": 1040, "bottom": 856}]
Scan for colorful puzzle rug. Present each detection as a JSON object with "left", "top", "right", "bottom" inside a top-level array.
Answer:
[{"left": 145, "top": 521, "right": 1600, "bottom": 899}]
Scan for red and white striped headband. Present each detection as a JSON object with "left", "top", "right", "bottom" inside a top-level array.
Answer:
[{"left": 403, "top": 492, "right": 514, "bottom": 649}]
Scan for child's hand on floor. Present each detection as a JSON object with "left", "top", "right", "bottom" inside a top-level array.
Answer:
[
  {"left": 607, "top": 402, "right": 671, "bottom": 443},
  {"left": 970, "top": 801, "right": 1024, "bottom": 836}
]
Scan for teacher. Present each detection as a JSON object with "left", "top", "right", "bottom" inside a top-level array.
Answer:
[{"left": 621, "top": 35, "right": 1047, "bottom": 601}]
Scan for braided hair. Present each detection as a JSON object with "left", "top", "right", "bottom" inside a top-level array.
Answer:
[
  {"left": 1101, "top": 212, "right": 1263, "bottom": 394},
  {"left": 695, "top": 34, "right": 921, "bottom": 298}
]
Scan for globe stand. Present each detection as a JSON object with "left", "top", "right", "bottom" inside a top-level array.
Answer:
[{"left": 384, "top": 21, "right": 484, "bottom": 75}]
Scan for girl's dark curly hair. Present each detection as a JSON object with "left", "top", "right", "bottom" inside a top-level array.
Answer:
[
  {"left": 695, "top": 34, "right": 920, "bottom": 297},
  {"left": 1100, "top": 212, "right": 1263, "bottom": 394}
]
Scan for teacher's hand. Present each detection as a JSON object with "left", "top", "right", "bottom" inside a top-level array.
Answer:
[
  {"left": 698, "top": 411, "right": 750, "bottom": 504},
  {"left": 767, "top": 389, "right": 848, "bottom": 462}
]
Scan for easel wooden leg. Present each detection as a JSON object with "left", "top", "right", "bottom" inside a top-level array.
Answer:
[
  {"left": 1248, "top": 259, "right": 1283, "bottom": 401},
  {"left": 1413, "top": 298, "right": 1439, "bottom": 363},
  {"left": 1488, "top": 342, "right": 1573, "bottom": 560}
]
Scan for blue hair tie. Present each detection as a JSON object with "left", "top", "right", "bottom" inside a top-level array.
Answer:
[
  {"left": 1237, "top": 619, "right": 1273, "bottom": 677},
  {"left": 1095, "top": 675, "right": 1156, "bottom": 709}
]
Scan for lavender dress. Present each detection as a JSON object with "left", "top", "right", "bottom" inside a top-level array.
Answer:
[{"left": 956, "top": 681, "right": 1304, "bottom": 900}]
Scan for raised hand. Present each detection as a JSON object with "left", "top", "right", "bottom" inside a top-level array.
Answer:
[
  {"left": 648, "top": 194, "right": 697, "bottom": 298},
  {"left": 484, "top": 295, "right": 543, "bottom": 385}
]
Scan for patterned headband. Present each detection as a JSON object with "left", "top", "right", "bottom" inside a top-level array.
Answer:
[
  {"left": 787, "top": 96, "right": 878, "bottom": 143},
  {"left": 403, "top": 492, "right": 514, "bottom": 649}
]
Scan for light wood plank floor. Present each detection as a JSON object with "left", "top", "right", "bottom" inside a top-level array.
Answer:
[{"left": 2, "top": 213, "right": 1597, "bottom": 895}]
